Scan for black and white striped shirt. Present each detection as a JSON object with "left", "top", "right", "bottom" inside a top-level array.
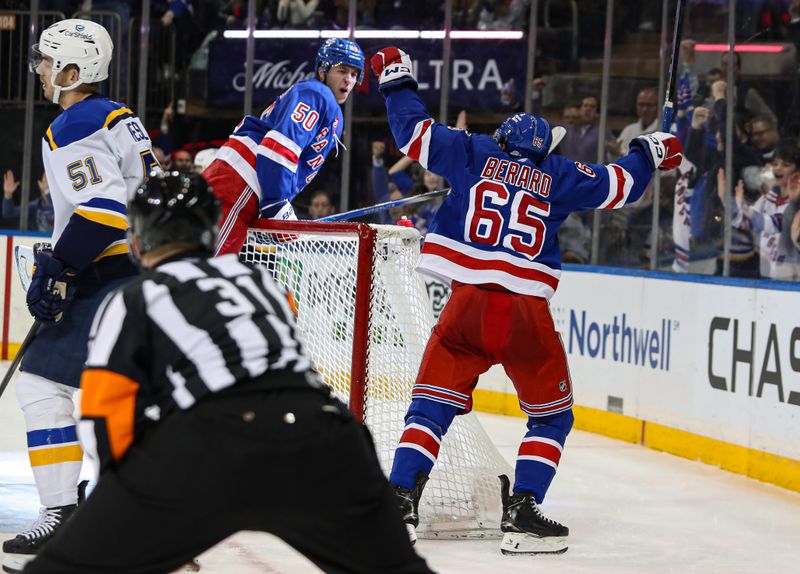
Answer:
[{"left": 79, "top": 253, "right": 313, "bottom": 470}]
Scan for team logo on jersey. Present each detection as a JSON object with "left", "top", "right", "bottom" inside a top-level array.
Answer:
[{"left": 559, "top": 381, "right": 567, "bottom": 393}]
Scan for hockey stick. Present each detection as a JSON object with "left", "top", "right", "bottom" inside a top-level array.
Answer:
[
  {"left": 0, "top": 320, "right": 40, "bottom": 400},
  {"left": 317, "top": 188, "right": 450, "bottom": 222},
  {"left": 662, "top": 0, "right": 687, "bottom": 132}
]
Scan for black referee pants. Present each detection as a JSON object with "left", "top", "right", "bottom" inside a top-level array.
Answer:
[{"left": 25, "top": 388, "right": 434, "bottom": 574}]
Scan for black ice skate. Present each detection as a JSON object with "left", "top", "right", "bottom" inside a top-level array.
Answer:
[
  {"left": 391, "top": 472, "right": 429, "bottom": 545},
  {"left": 498, "top": 474, "right": 568, "bottom": 555},
  {"left": 1, "top": 480, "right": 88, "bottom": 574}
]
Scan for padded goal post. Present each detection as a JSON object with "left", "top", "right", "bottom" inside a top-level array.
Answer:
[{"left": 242, "top": 220, "right": 512, "bottom": 538}]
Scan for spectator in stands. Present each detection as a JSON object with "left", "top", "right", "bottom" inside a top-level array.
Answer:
[
  {"left": 276, "top": 0, "right": 323, "bottom": 28},
  {"left": 151, "top": 104, "right": 175, "bottom": 157},
  {"left": 557, "top": 95, "right": 614, "bottom": 164},
  {"left": 607, "top": 87, "right": 659, "bottom": 158},
  {"left": 153, "top": 146, "right": 170, "bottom": 170},
  {"left": 172, "top": 150, "right": 194, "bottom": 173},
  {"left": 748, "top": 114, "right": 782, "bottom": 162},
  {"left": 2, "top": 171, "right": 54, "bottom": 233},
  {"left": 719, "top": 52, "right": 777, "bottom": 123},
  {"left": 159, "top": 0, "right": 197, "bottom": 71},
  {"left": 375, "top": 0, "right": 437, "bottom": 30},
  {"left": 308, "top": 189, "right": 336, "bottom": 219},
  {"left": 560, "top": 104, "right": 580, "bottom": 126},
  {"left": 780, "top": 165, "right": 800, "bottom": 261},
  {"left": 725, "top": 141, "right": 800, "bottom": 280},
  {"left": 683, "top": 102, "right": 763, "bottom": 277}
]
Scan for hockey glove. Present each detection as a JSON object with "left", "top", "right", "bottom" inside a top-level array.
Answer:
[
  {"left": 631, "top": 132, "right": 684, "bottom": 171},
  {"left": 259, "top": 199, "right": 297, "bottom": 221},
  {"left": 370, "top": 47, "right": 418, "bottom": 92},
  {"left": 26, "top": 251, "right": 77, "bottom": 323}
]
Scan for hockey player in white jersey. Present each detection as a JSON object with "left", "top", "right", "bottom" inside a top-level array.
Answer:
[{"left": 2, "top": 19, "right": 155, "bottom": 574}]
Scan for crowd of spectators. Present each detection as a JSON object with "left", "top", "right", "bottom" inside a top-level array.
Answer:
[{"left": 3, "top": 0, "right": 800, "bottom": 282}]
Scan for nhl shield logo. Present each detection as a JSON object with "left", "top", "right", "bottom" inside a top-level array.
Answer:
[{"left": 559, "top": 380, "right": 567, "bottom": 393}]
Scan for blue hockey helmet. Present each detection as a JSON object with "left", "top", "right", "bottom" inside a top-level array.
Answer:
[
  {"left": 493, "top": 113, "right": 566, "bottom": 163},
  {"left": 315, "top": 38, "right": 365, "bottom": 85}
]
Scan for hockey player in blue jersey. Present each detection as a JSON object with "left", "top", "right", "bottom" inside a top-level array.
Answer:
[
  {"left": 206, "top": 38, "right": 364, "bottom": 255},
  {"left": 371, "top": 47, "right": 683, "bottom": 555},
  {"left": 2, "top": 19, "right": 154, "bottom": 574}
]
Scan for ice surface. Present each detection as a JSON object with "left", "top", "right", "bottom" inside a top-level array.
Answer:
[{"left": 1, "top": 366, "right": 797, "bottom": 573}]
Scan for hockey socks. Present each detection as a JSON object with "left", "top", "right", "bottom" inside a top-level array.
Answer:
[
  {"left": 390, "top": 398, "right": 457, "bottom": 489},
  {"left": 513, "top": 410, "right": 573, "bottom": 502}
]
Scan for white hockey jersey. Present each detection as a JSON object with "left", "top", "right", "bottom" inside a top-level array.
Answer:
[
  {"left": 733, "top": 188, "right": 800, "bottom": 280},
  {"left": 42, "top": 94, "right": 156, "bottom": 285}
]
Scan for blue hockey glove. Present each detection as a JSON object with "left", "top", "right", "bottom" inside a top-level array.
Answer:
[
  {"left": 26, "top": 252, "right": 77, "bottom": 323},
  {"left": 371, "top": 47, "right": 418, "bottom": 92}
]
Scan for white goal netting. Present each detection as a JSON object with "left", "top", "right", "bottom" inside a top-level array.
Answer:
[{"left": 242, "top": 221, "right": 512, "bottom": 538}]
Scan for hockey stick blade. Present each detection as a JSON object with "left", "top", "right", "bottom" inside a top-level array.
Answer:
[
  {"left": 0, "top": 320, "right": 40, "bottom": 400},
  {"left": 317, "top": 188, "right": 450, "bottom": 222},
  {"left": 14, "top": 245, "right": 35, "bottom": 292}
]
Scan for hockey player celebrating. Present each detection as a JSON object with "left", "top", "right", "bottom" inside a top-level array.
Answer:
[
  {"left": 2, "top": 19, "right": 154, "bottom": 574},
  {"left": 23, "top": 172, "right": 433, "bottom": 574},
  {"left": 205, "top": 38, "right": 364, "bottom": 255},
  {"left": 370, "top": 47, "right": 683, "bottom": 555}
]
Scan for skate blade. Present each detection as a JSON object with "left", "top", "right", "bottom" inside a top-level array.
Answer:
[
  {"left": 500, "top": 532, "right": 568, "bottom": 555},
  {"left": 406, "top": 523, "right": 418, "bottom": 546},
  {"left": 2, "top": 553, "right": 35, "bottom": 574}
]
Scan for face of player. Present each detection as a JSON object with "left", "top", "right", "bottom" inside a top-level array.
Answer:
[
  {"left": 772, "top": 157, "right": 797, "bottom": 190},
  {"left": 35, "top": 56, "right": 57, "bottom": 101},
  {"left": 35, "top": 56, "right": 77, "bottom": 104},
  {"left": 324, "top": 64, "right": 360, "bottom": 104}
]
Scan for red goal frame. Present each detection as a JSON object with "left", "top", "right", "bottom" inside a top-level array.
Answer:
[{"left": 248, "top": 219, "right": 377, "bottom": 422}]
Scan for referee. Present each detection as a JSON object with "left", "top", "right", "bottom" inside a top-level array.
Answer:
[{"left": 24, "top": 172, "right": 433, "bottom": 574}]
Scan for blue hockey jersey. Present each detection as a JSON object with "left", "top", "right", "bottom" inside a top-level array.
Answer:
[
  {"left": 383, "top": 87, "right": 657, "bottom": 299},
  {"left": 215, "top": 79, "right": 343, "bottom": 210}
]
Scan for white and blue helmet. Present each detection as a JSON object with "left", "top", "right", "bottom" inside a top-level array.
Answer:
[
  {"left": 493, "top": 113, "right": 566, "bottom": 164},
  {"left": 315, "top": 38, "right": 365, "bottom": 85},
  {"left": 29, "top": 18, "right": 113, "bottom": 104}
]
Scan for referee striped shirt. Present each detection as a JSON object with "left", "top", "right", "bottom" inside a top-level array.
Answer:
[{"left": 78, "top": 253, "right": 313, "bottom": 471}]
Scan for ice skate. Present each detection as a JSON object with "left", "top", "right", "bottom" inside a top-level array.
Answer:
[
  {"left": 498, "top": 474, "right": 568, "bottom": 555},
  {"left": 391, "top": 472, "right": 429, "bottom": 545},
  {"left": 1, "top": 481, "right": 88, "bottom": 573}
]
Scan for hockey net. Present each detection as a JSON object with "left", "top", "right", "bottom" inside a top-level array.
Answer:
[{"left": 242, "top": 220, "right": 511, "bottom": 538}]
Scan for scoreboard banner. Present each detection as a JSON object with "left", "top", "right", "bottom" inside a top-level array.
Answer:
[{"left": 207, "top": 38, "right": 526, "bottom": 111}]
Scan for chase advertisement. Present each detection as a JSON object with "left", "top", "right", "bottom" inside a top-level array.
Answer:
[
  {"left": 207, "top": 38, "right": 526, "bottom": 111},
  {"left": 542, "top": 270, "right": 800, "bottom": 462}
]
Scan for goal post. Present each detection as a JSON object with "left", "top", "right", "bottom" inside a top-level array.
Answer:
[{"left": 242, "top": 220, "right": 512, "bottom": 538}]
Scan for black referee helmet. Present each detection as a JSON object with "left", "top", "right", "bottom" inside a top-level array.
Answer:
[{"left": 128, "top": 170, "right": 219, "bottom": 257}]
